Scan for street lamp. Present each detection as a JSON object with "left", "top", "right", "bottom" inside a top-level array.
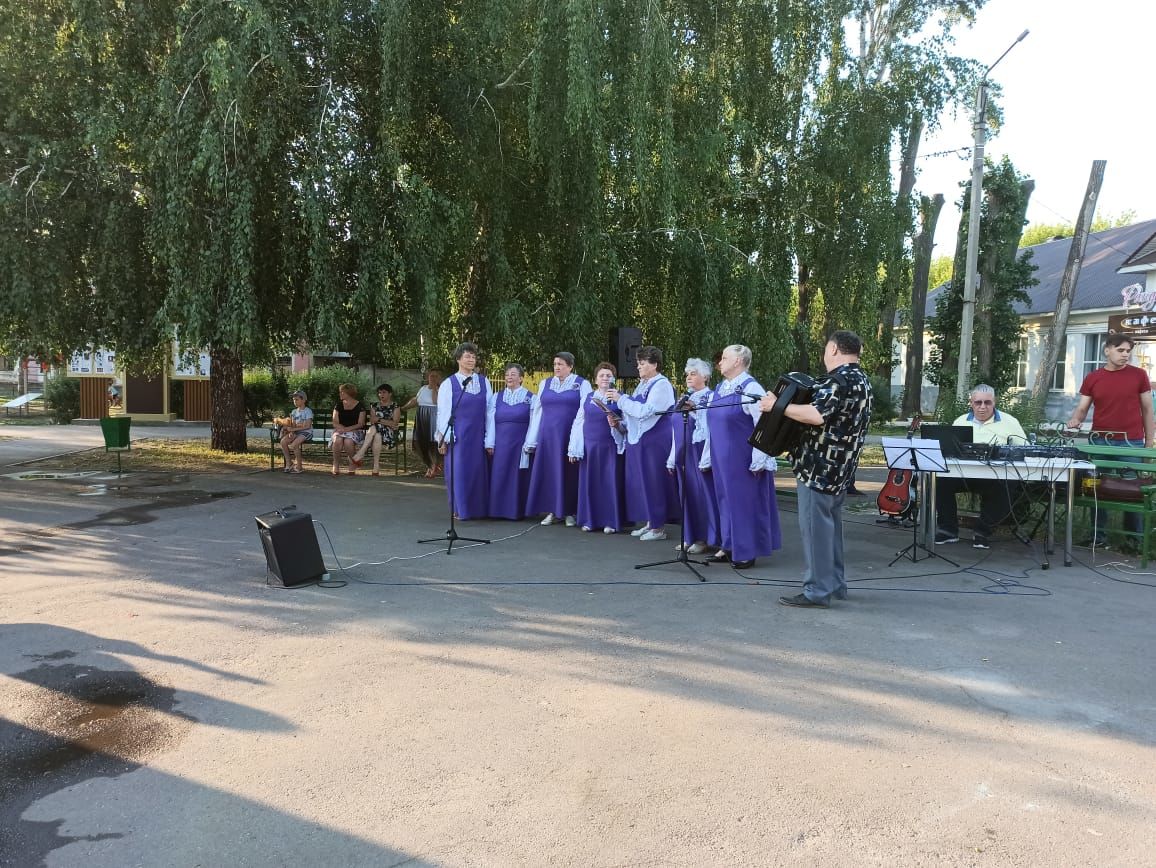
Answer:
[{"left": 955, "top": 28, "right": 1030, "bottom": 401}]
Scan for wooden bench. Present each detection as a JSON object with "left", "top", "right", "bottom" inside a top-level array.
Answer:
[
  {"left": 268, "top": 413, "right": 409, "bottom": 473},
  {"left": 1073, "top": 444, "right": 1156, "bottom": 565},
  {"left": 3, "top": 392, "right": 42, "bottom": 416}
]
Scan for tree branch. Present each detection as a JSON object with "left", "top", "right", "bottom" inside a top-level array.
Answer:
[{"left": 495, "top": 44, "right": 536, "bottom": 89}]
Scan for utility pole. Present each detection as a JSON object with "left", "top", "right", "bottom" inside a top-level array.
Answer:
[{"left": 956, "top": 29, "right": 1030, "bottom": 400}]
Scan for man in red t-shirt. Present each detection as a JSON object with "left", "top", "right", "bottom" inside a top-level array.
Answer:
[
  {"left": 1066, "top": 334, "right": 1154, "bottom": 445},
  {"left": 1066, "top": 333, "right": 1154, "bottom": 547}
]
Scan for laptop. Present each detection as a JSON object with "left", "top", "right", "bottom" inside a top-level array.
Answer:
[{"left": 919, "top": 424, "right": 974, "bottom": 458}]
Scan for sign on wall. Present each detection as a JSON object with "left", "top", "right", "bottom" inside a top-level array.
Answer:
[
  {"left": 68, "top": 347, "right": 116, "bottom": 376},
  {"left": 172, "top": 345, "right": 211, "bottom": 378},
  {"left": 1107, "top": 313, "right": 1156, "bottom": 339}
]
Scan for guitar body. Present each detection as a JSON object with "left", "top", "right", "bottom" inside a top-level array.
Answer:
[
  {"left": 877, "top": 413, "right": 922, "bottom": 518},
  {"left": 877, "top": 469, "right": 915, "bottom": 518}
]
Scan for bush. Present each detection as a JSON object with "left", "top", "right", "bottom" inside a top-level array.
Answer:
[
  {"left": 242, "top": 369, "right": 289, "bottom": 426},
  {"left": 286, "top": 365, "right": 373, "bottom": 416},
  {"left": 869, "top": 375, "right": 897, "bottom": 424},
  {"left": 44, "top": 376, "right": 81, "bottom": 425}
]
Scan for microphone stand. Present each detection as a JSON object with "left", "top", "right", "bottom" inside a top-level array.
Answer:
[
  {"left": 418, "top": 376, "right": 491, "bottom": 555},
  {"left": 634, "top": 393, "right": 721, "bottom": 582}
]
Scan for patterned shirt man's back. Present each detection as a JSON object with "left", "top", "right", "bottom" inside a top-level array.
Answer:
[{"left": 789, "top": 362, "right": 872, "bottom": 494}]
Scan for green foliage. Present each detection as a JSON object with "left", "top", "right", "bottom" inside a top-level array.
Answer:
[
  {"left": 2, "top": 0, "right": 990, "bottom": 416},
  {"left": 869, "top": 375, "right": 897, "bottom": 424},
  {"left": 1005, "top": 390, "right": 1046, "bottom": 433},
  {"left": 928, "top": 255, "right": 954, "bottom": 291},
  {"left": 241, "top": 370, "right": 288, "bottom": 428},
  {"left": 926, "top": 157, "right": 1037, "bottom": 403},
  {"left": 43, "top": 376, "right": 80, "bottom": 425},
  {"left": 285, "top": 366, "right": 373, "bottom": 416},
  {"left": 1020, "top": 210, "right": 1138, "bottom": 248}
]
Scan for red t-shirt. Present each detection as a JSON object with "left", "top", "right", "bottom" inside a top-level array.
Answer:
[{"left": 1080, "top": 364, "right": 1151, "bottom": 439}]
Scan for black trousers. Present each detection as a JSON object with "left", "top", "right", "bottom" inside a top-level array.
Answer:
[{"left": 935, "top": 477, "right": 1016, "bottom": 538}]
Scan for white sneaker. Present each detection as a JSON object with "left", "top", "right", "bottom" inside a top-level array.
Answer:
[
  {"left": 639, "top": 529, "right": 667, "bottom": 541},
  {"left": 580, "top": 525, "right": 592, "bottom": 532},
  {"left": 564, "top": 515, "right": 577, "bottom": 527},
  {"left": 603, "top": 527, "right": 615, "bottom": 534},
  {"left": 540, "top": 513, "right": 558, "bottom": 526},
  {"left": 630, "top": 525, "right": 651, "bottom": 537}
]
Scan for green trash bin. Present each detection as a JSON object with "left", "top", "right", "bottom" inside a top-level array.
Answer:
[{"left": 100, "top": 416, "right": 132, "bottom": 448}]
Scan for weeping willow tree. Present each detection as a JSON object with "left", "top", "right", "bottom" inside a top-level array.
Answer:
[
  {"left": 0, "top": 0, "right": 171, "bottom": 362},
  {"left": 2, "top": 0, "right": 990, "bottom": 447}
]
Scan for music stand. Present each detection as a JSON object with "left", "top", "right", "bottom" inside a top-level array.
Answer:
[{"left": 882, "top": 437, "right": 956, "bottom": 567}]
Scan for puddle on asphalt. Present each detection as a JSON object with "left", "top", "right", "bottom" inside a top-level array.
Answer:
[
  {"left": 3, "top": 470, "right": 108, "bottom": 481},
  {"left": 0, "top": 663, "right": 195, "bottom": 862}
]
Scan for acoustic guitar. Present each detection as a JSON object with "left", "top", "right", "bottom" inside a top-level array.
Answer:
[{"left": 876, "top": 414, "right": 922, "bottom": 518}]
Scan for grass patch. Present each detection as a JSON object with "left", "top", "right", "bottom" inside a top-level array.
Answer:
[{"left": 41, "top": 436, "right": 427, "bottom": 475}]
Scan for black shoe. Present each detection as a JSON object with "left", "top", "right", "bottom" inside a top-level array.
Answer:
[
  {"left": 935, "top": 529, "right": 959, "bottom": 544},
  {"left": 845, "top": 486, "right": 864, "bottom": 496},
  {"left": 972, "top": 535, "right": 991, "bottom": 549},
  {"left": 833, "top": 588, "right": 848, "bottom": 601},
  {"left": 779, "top": 593, "right": 829, "bottom": 609},
  {"left": 731, "top": 559, "right": 756, "bottom": 570}
]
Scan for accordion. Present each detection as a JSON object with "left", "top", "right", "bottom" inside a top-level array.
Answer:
[{"left": 748, "top": 372, "right": 817, "bottom": 457}]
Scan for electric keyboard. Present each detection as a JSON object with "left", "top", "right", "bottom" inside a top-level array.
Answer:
[{"left": 955, "top": 443, "right": 1082, "bottom": 462}]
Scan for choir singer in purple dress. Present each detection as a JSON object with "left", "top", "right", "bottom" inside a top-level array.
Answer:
[
  {"left": 568, "top": 362, "right": 628, "bottom": 534},
  {"left": 607, "top": 346, "right": 676, "bottom": 541},
  {"left": 524, "top": 352, "right": 591, "bottom": 526},
  {"left": 485, "top": 364, "right": 534, "bottom": 520},
  {"left": 436, "top": 342, "right": 492, "bottom": 520},
  {"left": 667, "top": 358, "right": 721, "bottom": 555},
  {"left": 699, "top": 344, "right": 781, "bottom": 569}
]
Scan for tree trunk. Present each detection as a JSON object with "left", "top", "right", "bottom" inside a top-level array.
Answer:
[
  {"left": 976, "top": 179, "right": 1034, "bottom": 382},
  {"left": 795, "top": 262, "right": 814, "bottom": 372},
  {"left": 210, "top": 346, "right": 247, "bottom": 452},
  {"left": 1030, "top": 161, "right": 1106, "bottom": 419},
  {"left": 876, "top": 112, "right": 923, "bottom": 379},
  {"left": 934, "top": 213, "right": 970, "bottom": 421},
  {"left": 903, "top": 193, "right": 944, "bottom": 418}
]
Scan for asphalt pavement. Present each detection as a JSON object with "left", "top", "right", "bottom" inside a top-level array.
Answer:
[{"left": 1, "top": 423, "right": 1153, "bottom": 866}]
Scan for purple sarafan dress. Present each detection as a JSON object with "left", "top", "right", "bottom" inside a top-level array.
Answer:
[
  {"left": 703, "top": 374, "right": 780, "bottom": 562},
  {"left": 525, "top": 375, "right": 589, "bottom": 518},
  {"left": 487, "top": 388, "right": 533, "bottom": 519},
  {"left": 619, "top": 375, "right": 675, "bottom": 529},
  {"left": 669, "top": 388, "right": 720, "bottom": 546},
  {"left": 570, "top": 392, "right": 627, "bottom": 531},
  {"left": 443, "top": 374, "right": 490, "bottom": 520}
]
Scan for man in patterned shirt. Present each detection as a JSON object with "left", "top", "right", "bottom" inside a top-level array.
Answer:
[{"left": 761, "top": 330, "right": 872, "bottom": 608}]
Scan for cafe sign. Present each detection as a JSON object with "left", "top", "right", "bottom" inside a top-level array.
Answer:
[{"left": 1108, "top": 311, "right": 1156, "bottom": 339}]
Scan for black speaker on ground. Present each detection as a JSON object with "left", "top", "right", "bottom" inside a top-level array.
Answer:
[
  {"left": 255, "top": 508, "right": 326, "bottom": 587},
  {"left": 609, "top": 326, "right": 642, "bottom": 378}
]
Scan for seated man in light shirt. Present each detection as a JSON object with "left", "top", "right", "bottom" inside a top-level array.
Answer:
[{"left": 935, "top": 384, "right": 1027, "bottom": 549}]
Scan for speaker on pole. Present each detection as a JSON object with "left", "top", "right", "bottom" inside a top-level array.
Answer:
[
  {"left": 609, "top": 327, "right": 642, "bottom": 378},
  {"left": 255, "top": 507, "right": 326, "bottom": 587}
]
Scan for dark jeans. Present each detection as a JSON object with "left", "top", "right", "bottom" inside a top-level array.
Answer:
[
  {"left": 1088, "top": 435, "right": 1145, "bottom": 542},
  {"left": 936, "top": 477, "right": 1015, "bottom": 539}
]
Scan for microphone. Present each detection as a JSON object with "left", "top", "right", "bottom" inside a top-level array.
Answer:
[
  {"left": 461, "top": 375, "right": 473, "bottom": 387},
  {"left": 675, "top": 393, "right": 694, "bottom": 410}
]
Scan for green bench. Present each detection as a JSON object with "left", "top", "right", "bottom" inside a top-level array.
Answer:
[
  {"left": 268, "top": 413, "right": 409, "bottom": 473},
  {"left": 1073, "top": 444, "right": 1156, "bottom": 565}
]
